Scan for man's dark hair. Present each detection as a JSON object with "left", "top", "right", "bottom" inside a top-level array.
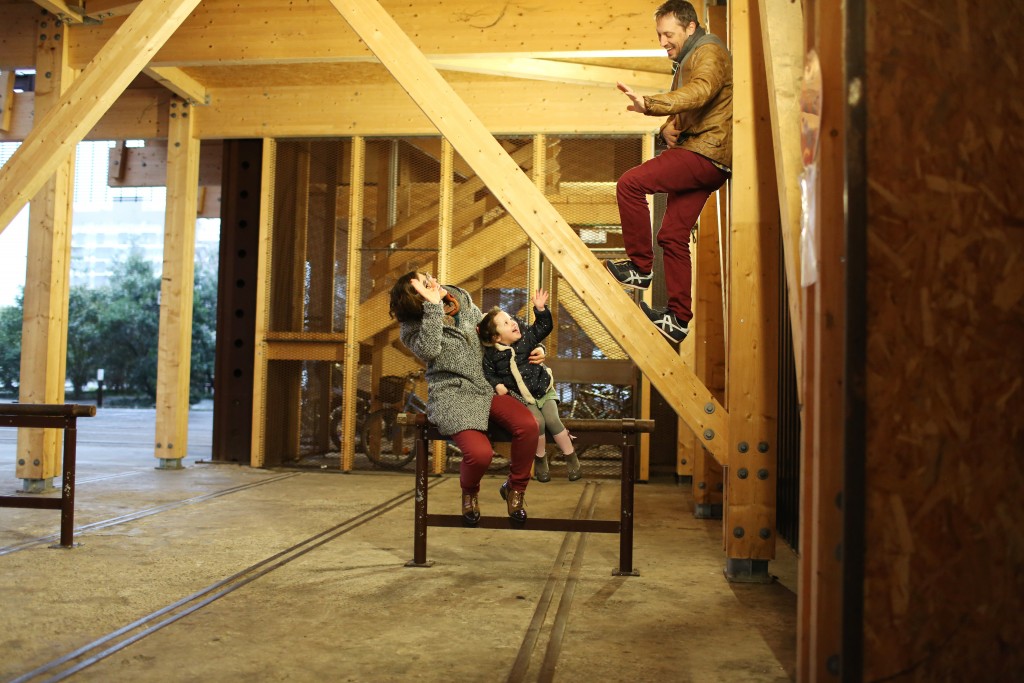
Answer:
[{"left": 655, "top": 0, "right": 699, "bottom": 28}]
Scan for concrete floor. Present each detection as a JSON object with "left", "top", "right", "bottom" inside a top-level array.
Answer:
[{"left": 0, "top": 408, "right": 797, "bottom": 682}]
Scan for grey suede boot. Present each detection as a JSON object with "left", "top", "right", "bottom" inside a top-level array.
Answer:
[
  {"left": 534, "top": 455, "right": 551, "bottom": 482},
  {"left": 565, "top": 451, "right": 582, "bottom": 481}
]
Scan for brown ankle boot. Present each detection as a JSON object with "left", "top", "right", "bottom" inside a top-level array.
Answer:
[
  {"left": 461, "top": 492, "right": 480, "bottom": 526},
  {"left": 499, "top": 481, "right": 527, "bottom": 523}
]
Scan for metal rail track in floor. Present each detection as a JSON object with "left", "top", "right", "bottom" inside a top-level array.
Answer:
[
  {"left": 507, "top": 481, "right": 603, "bottom": 683},
  {"left": 8, "top": 478, "right": 444, "bottom": 683},
  {"left": 0, "top": 472, "right": 300, "bottom": 556}
]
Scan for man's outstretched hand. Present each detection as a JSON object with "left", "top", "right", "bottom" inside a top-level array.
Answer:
[{"left": 616, "top": 81, "right": 646, "bottom": 114}]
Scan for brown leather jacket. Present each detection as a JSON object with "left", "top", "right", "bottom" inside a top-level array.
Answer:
[{"left": 643, "top": 38, "right": 733, "bottom": 169}]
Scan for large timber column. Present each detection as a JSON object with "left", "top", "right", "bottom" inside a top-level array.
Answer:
[
  {"left": 16, "top": 16, "right": 76, "bottom": 493},
  {"left": 725, "top": 0, "right": 781, "bottom": 581},
  {"left": 154, "top": 97, "right": 200, "bottom": 469}
]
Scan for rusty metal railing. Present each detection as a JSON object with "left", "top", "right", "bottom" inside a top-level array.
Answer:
[
  {"left": 0, "top": 404, "right": 96, "bottom": 548},
  {"left": 399, "top": 412, "right": 654, "bottom": 575}
]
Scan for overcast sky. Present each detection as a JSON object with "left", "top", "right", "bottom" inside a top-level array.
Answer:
[{"left": 0, "top": 207, "right": 29, "bottom": 308}]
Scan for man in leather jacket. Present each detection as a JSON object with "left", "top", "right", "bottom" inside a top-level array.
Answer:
[{"left": 605, "top": 0, "right": 732, "bottom": 344}]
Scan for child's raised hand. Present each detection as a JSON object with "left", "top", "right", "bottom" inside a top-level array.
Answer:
[{"left": 533, "top": 288, "right": 549, "bottom": 311}]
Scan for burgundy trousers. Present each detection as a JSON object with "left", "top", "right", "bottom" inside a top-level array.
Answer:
[
  {"left": 616, "top": 147, "right": 728, "bottom": 322},
  {"left": 449, "top": 394, "right": 538, "bottom": 495}
]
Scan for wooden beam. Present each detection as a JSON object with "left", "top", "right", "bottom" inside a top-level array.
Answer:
[
  {"left": 724, "top": 0, "right": 780, "bottom": 569},
  {"left": 430, "top": 57, "right": 669, "bottom": 94},
  {"left": 0, "top": 0, "right": 203, "bottom": 237},
  {"left": 194, "top": 81, "right": 656, "bottom": 139},
  {"left": 31, "top": 0, "right": 85, "bottom": 24},
  {"left": 67, "top": 0, "right": 662, "bottom": 70},
  {"left": 249, "top": 137, "right": 277, "bottom": 468},
  {"left": 0, "top": 81, "right": 657, "bottom": 142},
  {"left": 800, "top": 2, "right": 845, "bottom": 677},
  {"left": 144, "top": 66, "right": 210, "bottom": 105},
  {"left": 15, "top": 16, "right": 77, "bottom": 485},
  {"left": 83, "top": 0, "right": 142, "bottom": 20},
  {"left": 328, "top": 0, "right": 730, "bottom": 461},
  {"left": 758, "top": 0, "right": 804, "bottom": 394},
  {"left": 0, "top": 71, "right": 15, "bottom": 132},
  {"left": 106, "top": 140, "right": 223, "bottom": 187},
  {"left": 154, "top": 97, "right": 200, "bottom": 467}
]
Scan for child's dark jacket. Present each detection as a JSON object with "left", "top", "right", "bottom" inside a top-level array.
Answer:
[{"left": 482, "top": 307, "right": 554, "bottom": 403}]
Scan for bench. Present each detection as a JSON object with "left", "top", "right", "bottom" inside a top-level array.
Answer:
[
  {"left": 0, "top": 403, "right": 96, "bottom": 548},
  {"left": 399, "top": 413, "right": 654, "bottom": 575}
]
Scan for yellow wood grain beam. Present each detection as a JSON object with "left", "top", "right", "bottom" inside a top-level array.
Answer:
[
  {"left": 0, "top": 0, "right": 203, "bottom": 236},
  {"left": 328, "top": 0, "right": 729, "bottom": 460},
  {"left": 144, "top": 65, "right": 210, "bottom": 105},
  {"left": 65, "top": 0, "right": 660, "bottom": 69},
  {"left": 0, "top": 71, "right": 14, "bottom": 132},
  {"left": 196, "top": 81, "right": 656, "bottom": 139},
  {"left": 154, "top": 97, "right": 200, "bottom": 465},
  {"left": 0, "top": 80, "right": 658, "bottom": 142},
  {"left": 83, "top": 0, "right": 142, "bottom": 20},
  {"left": 759, "top": 0, "right": 804, "bottom": 394},
  {"left": 31, "top": 0, "right": 84, "bottom": 24},
  {"left": 724, "top": 0, "right": 781, "bottom": 562},
  {"left": 430, "top": 57, "right": 668, "bottom": 94}
]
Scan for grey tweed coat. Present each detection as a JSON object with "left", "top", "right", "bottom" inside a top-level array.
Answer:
[{"left": 398, "top": 285, "right": 493, "bottom": 436}]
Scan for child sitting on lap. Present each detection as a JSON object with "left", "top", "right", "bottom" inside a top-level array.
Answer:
[{"left": 478, "top": 289, "right": 581, "bottom": 482}]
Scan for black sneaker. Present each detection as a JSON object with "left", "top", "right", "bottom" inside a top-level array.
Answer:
[
  {"left": 605, "top": 259, "right": 653, "bottom": 290},
  {"left": 640, "top": 301, "right": 689, "bottom": 344}
]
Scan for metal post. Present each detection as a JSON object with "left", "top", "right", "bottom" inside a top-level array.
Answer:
[
  {"left": 406, "top": 420, "right": 433, "bottom": 567},
  {"left": 614, "top": 433, "right": 640, "bottom": 576},
  {"left": 58, "top": 416, "right": 77, "bottom": 548}
]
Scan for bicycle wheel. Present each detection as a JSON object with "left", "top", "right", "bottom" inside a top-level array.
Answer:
[
  {"left": 359, "top": 408, "right": 417, "bottom": 469},
  {"left": 328, "top": 405, "right": 343, "bottom": 451}
]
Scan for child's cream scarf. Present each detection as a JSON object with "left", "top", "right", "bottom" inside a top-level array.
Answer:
[{"left": 493, "top": 342, "right": 553, "bottom": 404}]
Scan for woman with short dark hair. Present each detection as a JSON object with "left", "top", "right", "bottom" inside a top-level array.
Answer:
[{"left": 390, "top": 270, "right": 539, "bottom": 525}]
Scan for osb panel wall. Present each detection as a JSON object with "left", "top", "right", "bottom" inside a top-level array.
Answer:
[{"left": 864, "top": 1, "right": 1024, "bottom": 679}]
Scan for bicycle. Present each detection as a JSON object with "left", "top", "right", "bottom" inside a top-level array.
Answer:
[
  {"left": 358, "top": 370, "right": 427, "bottom": 469},
  {"left": 560, "top": 382, "right": 634, "bottom": 459}
]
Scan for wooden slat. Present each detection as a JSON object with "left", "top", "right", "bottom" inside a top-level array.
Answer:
[
  {"left": 328, "top": 0, "right": 730, "bottom": 462},
  {"left": 0, "top": 0, "right": 203, "bottom": 236},
  {"left": 154, "top": 97, "right": 199, "bottom": 464}
]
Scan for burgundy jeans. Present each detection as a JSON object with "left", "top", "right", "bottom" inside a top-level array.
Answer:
[
  {"left": 449, "top": 394, "right": 538, "bottom": 494},
  {"left": 616, "top": 148, "right": 728, "bottom": 322}
]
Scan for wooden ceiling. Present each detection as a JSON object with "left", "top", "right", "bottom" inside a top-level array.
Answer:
[{"left": 0, "top": 0, "right": 680, "bottom": 141}]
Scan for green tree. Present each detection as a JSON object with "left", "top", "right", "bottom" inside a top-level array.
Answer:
[
  {"left": 0, "top": 295, "right": 22, "bottom": 393},
  {"left": 189, "top": 247, "right": 218, "bottom": 404},
  {"left": 97, "top": 248, "right": 160, "bottom": 401},
  {"left": 66, "top": 286, "right": 105, "bottom": 399}
]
